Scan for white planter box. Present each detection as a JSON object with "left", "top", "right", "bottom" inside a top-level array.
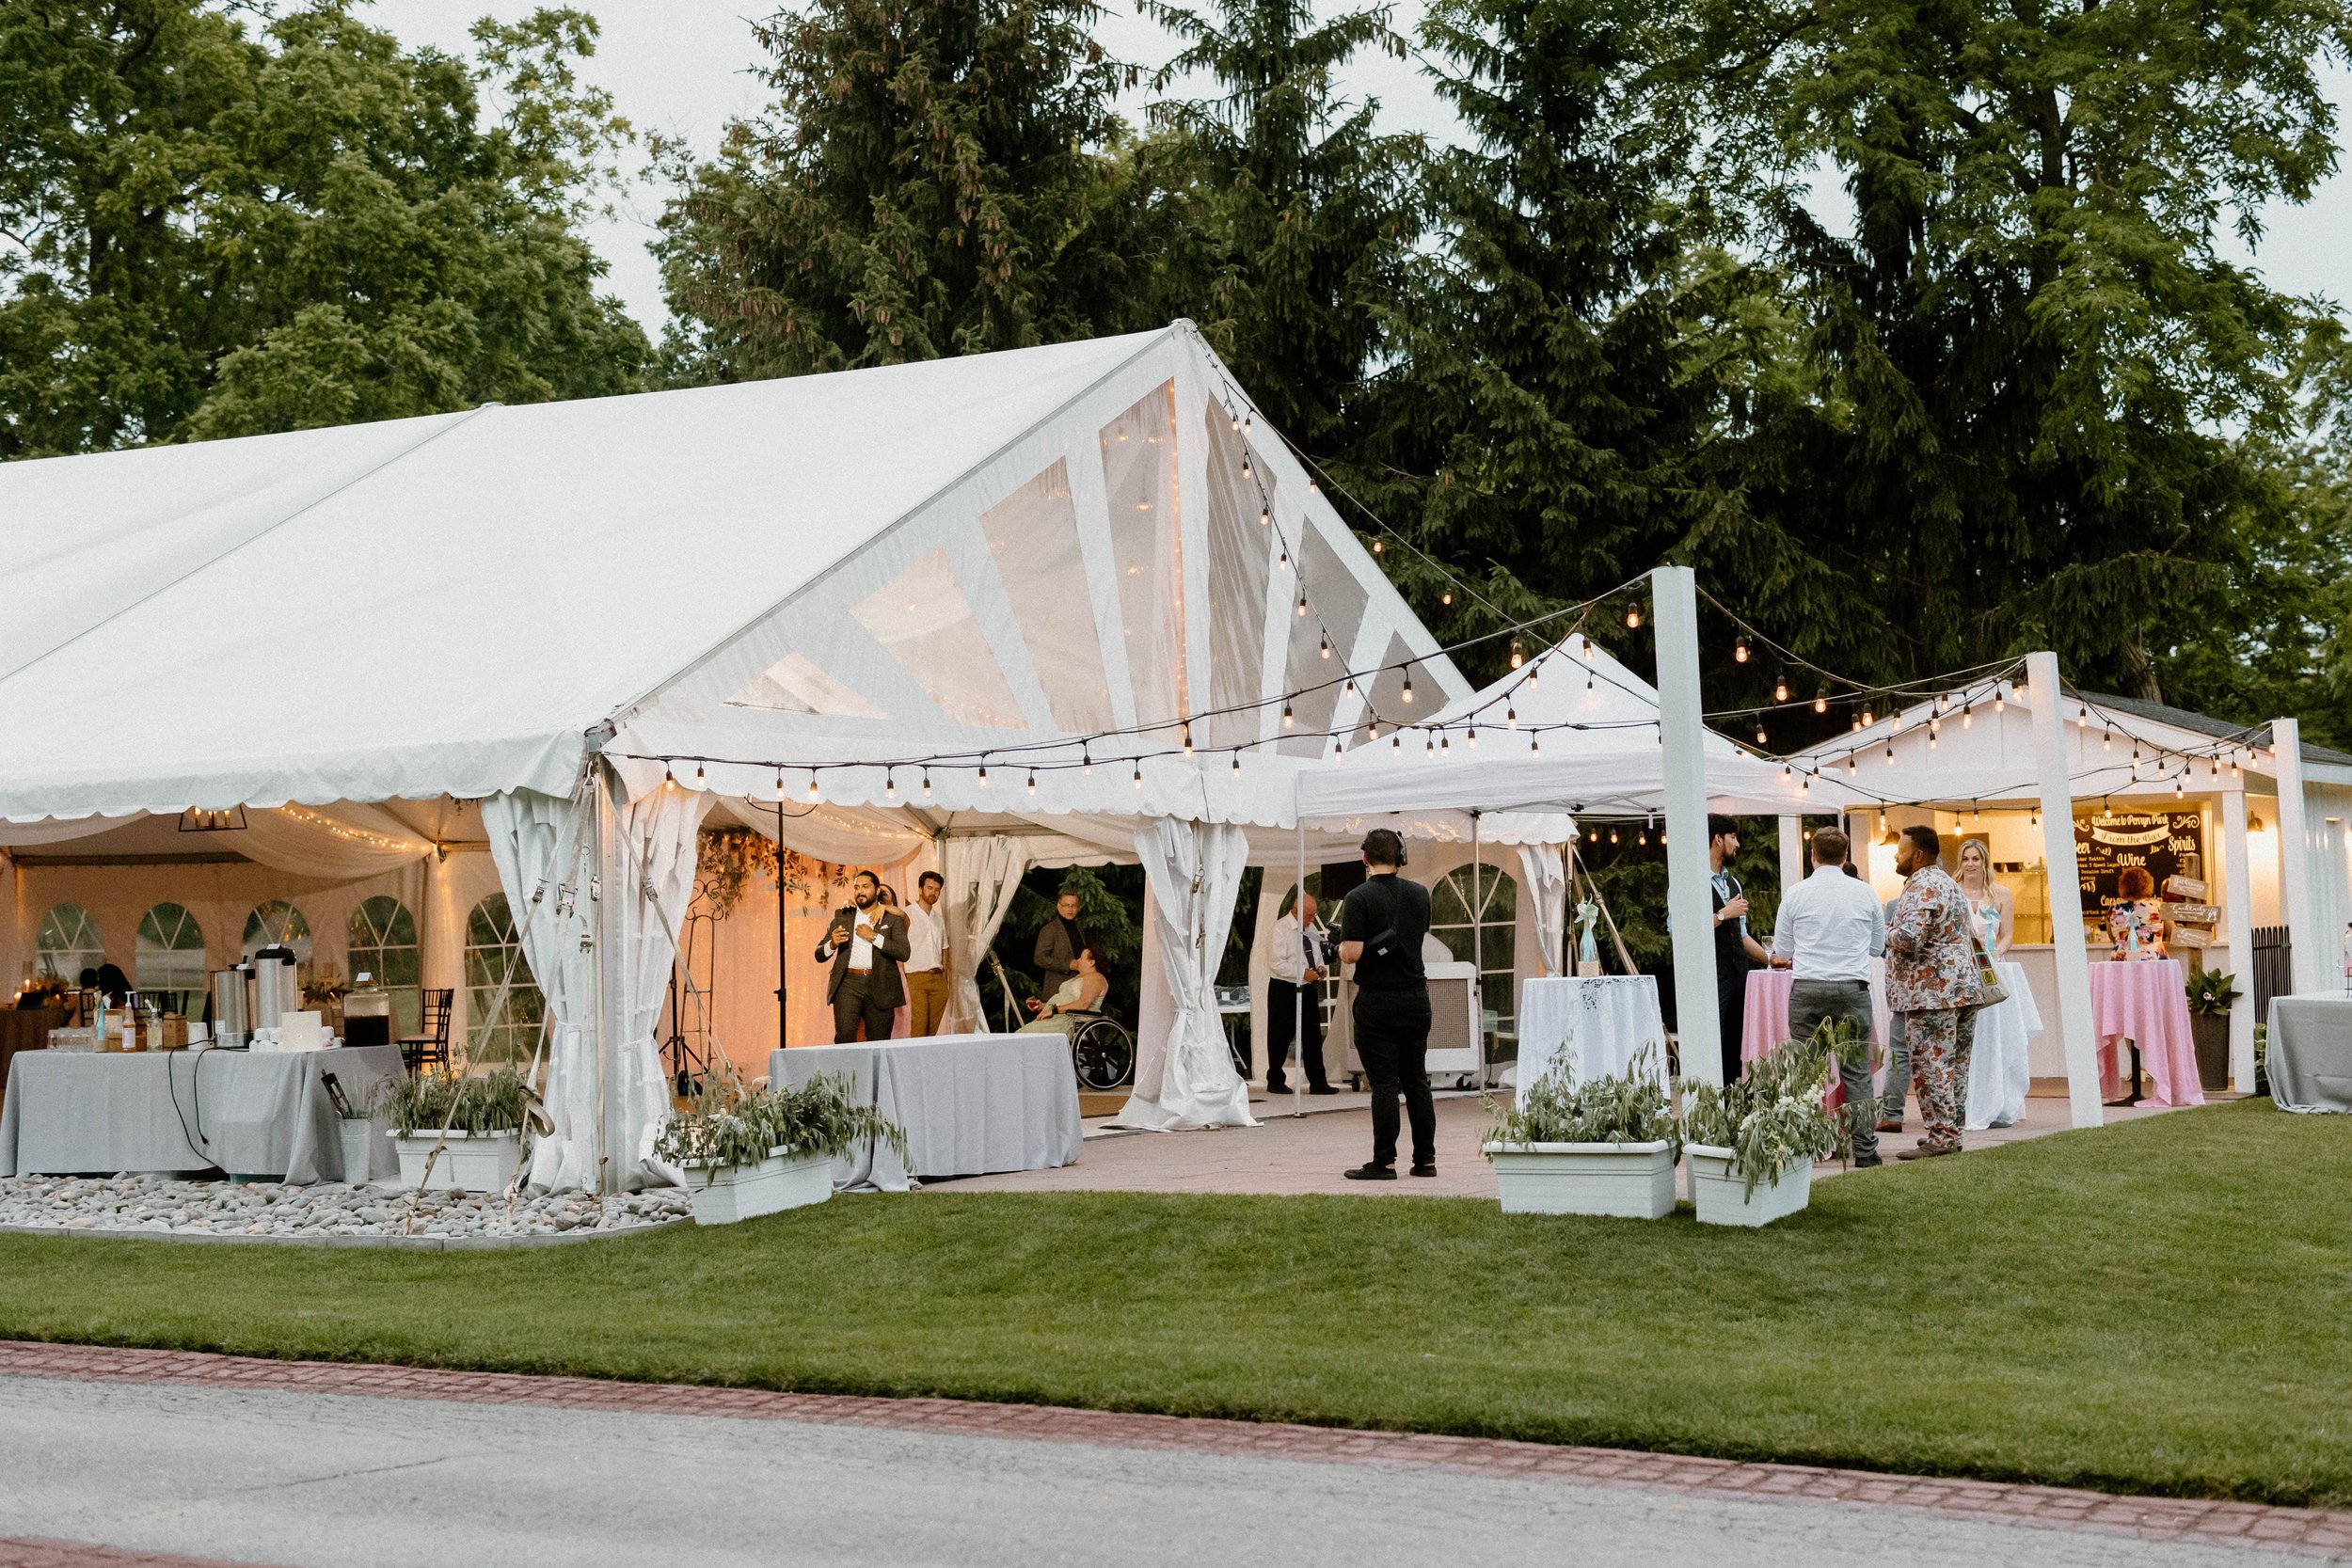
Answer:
[
  {"left": 337, "top": 1120, "right": 375, "bottom": 1184},
  {"left": 1484, "top": 1140, "right": 1677, "bottom": 1218},
  {"left": 392, "top": 1129, "right": 522, "bottom": 1194},
  {"left": 680, "top": 1148, "right": 833, "bottom": 1226},
  {"left": 1685, "top": 1143, "right": 1814, "bottom": 1227}
]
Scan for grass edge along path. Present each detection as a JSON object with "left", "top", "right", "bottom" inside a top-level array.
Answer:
[{"left": 0, "top": 1100, "right": 2344, "bottom": 1510}]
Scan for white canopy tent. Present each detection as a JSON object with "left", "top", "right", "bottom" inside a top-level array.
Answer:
[{"left": 0, "top": 322, "right": 1484, "bottom": 1180}]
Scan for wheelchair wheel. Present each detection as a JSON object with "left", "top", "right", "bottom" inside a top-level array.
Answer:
[{"left": 1070, "top": 1017, "right": 1135, "bottom": 1091}]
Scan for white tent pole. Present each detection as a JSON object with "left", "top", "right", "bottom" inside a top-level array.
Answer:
[
  {"left": 1778, "top": 816, "right": 1804, "bottom": 903},
  {"left": 592, "top": 768, "right": 620, "bottom": 1192},
  {"left": 1472, "top": 810, "right": 1484, "bottom": 1082},
  {"left": 1653, "top": 565, "right": 1721, "bottom": 1086},
  {"left": 1294, "top": 813, "right": 1305, "bottom": 1119},
  {"left": 2221, "top": 784, "right": 2257, "bottom": 1088},
  {"left": 2273, "top": 717, "right": 2318, "bottom": 995},
  {"left": 2026, "top": 651, "right": 2102, "bottom": 1130}
]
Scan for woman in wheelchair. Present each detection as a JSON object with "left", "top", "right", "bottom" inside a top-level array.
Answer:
[{"left": 1019, "top": 946, "right": 1107, "bottom": 1033}]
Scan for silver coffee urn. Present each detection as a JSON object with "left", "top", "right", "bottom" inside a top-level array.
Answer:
[{"left": 209, "top": 965, "right": 250, "bottom": 1049}]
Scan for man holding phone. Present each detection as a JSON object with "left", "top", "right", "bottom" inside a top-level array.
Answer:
[
  {"left": 814, "top": 869, "right": 913, "bottom": 1044},
  {"left": 1337, "top": 829, "right": 1436, "bottom": 1180}
]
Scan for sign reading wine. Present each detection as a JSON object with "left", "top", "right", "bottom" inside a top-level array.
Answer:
[{"left": 2074, "top": 810, "right": 2205, "bottom": 910}]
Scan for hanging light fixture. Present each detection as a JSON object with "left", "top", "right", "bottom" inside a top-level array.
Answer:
[
  {"left": 1773, "top": 675, "right": 1789, "bottom": 704},
  {"left": 1282, "top": 699, "right": 1295, "bottom": 729},
  {"left": 1229, "top": 408, "right": 1241, "bottom": 432},
  {"left": 1371, "top": 538, "right": 1382, "bottom": 553},
  {"left": 1424, "top": 734, "right": 1436, "bottom": 759},
  {"left": 1994, "top": 685, "right": 2008, "bottom": 714},
  {"left": 1440, "top": 589, "right": 1453, "bottom": 607},
  {"left": 1624, "top": 602, "right": 1642, "bottom": 629},
  {"left": 663, "top": 761, "right": 675, "bottom": 785},
  {"left": 1027, "top": 769, "right": 1039, "bottom": 797},
  {"left": 1308, "top": 479, "right": 1319, "bottom": 495},
  {"left": 694, "top": 761, "right": 707, "bottom": 786},
  {"left": 922, "top": 768, "right": 933, "bottom": 800},
  {"left": 1278, "top": 546, "right": 1290, "bottom": 570},
  {"left": 1232, "top": 751, "right": 1242, "bottom": 776},
  {"left": 977, "top": 762, "right": 989, "bottom": 789},
  {"left": 1439, "top": 734, "right": 1451, "bottom": 756},
  {"left": 806, "top": 770, "right": 820, "bottom": 800},
  {"left": 1082, "top": 746, "right": 1093, "bottom": 776},
  {"left": 1527, "top": 731, "right": 1540, "bottom": 755},
  {"left": 1815, "top": 689, "right": 1829, "bottom": 714},
  {"left": 1734, "top": 637, "right": 1750, "bottom": 664},
  {"left": 1509, "top": 640, "right": 1524, "bottom": 670},
  {"left": 1295, "top": 593, "right": 1308, "bottom": 617},
  {"left": 1181, "top": 722, "right": 1194, "bottom": 756},
  {"left": 1132, "top": 761, "right": 1143, "bottom": 789},
  {"left": 1756, "top": 725, "right": 1769, "bottom": 745},
  {"left": 1609, "top": 827, "right": 1619, "bottom": 844},
  {"left": 1241, "top": 455, "right": 1252, "bottom": 481},
  {"left": 1319, "top": 634, "right": 1332, "bottom": 659},
  {"left": 1402, "top": 673, "right": 1415, "bottom": 705},
  {"left": 1259, "top": 504, "right": 1270, "bottom": 527},
  {"left": 1466, "top": 726, "right": 1479, "bottom": 751},
  {"left": 884, "top": 769, "right": 898, "bottom": 801},
  {"left": 772, "top": 767, "right": 785, "bottom": 800},
  {"left": 1391, "top": 733, "right": 1402, "bottom": 755},
  {"left": 1506, "top": 704, "right": 1518, "bottom": 730}
]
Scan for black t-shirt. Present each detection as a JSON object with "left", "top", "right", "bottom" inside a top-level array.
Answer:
[{"left": 1339, "top": 873, "right": 1431, "bottom": 991}]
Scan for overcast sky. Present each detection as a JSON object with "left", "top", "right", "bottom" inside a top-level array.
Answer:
[{"left": 363, "top": 0, "right": 2350, "bottom": 337}]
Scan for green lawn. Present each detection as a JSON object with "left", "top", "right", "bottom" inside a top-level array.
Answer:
[{"left": 3, "top": 1099, "right": 2347, "bottom": 1507}]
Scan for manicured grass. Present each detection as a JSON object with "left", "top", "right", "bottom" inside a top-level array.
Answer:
[{"left": 2, "top": 1100, "right": 2346, "bottom": 1506}]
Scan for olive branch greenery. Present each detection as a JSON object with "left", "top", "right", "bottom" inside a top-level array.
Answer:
[
  {"left": 653, "top": 1057, "right": 908, "bottom": 1170},
  {"left": 1677, "top": 1022, "right": 1857, "bottom": 1196},
  {"left": 372, "top": 1066, "right": 531, "bottom": 1137},
  {"left": 1485, "top": 1044, "right": 1678, "bottom": 1154}
]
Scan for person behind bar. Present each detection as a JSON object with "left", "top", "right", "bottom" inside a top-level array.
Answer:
[{"left": 815, "top": 870, "right": 911, "bottom": 1043}]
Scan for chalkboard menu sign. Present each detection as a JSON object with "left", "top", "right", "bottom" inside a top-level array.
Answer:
[{"left": 2074, "top": 810, "right": 2205, "bottom": 910}]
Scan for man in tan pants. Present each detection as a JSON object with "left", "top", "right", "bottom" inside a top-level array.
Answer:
[{"left": 902, "top": 869, "right": 951, "bottom": 1037}]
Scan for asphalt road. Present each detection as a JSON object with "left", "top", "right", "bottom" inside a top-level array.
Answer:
[{"left": 0, "top": 1377, "right": 2291, "bottom": 1568}]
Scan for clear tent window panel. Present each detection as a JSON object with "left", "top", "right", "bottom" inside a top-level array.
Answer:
[
  {"left": 1347, "top": 632, "right": 1435, "bottom": 752},
  {"left": 1280, "top": 525, "right": 1369, "bottom": 754},
  {"left": 34, "top": 904, "right": 103, "bottom": 984},
  {"left": 348, "top": 895, "right": 422, "bottom": 1037},
  {"left": 241, "top": 899, "right": 312, "bottom": 979},
  {"left": 464, "top": 893, "right": 545, "bottom": 1064},
  {"left": 727, "top": 651, "right": 887, "bottom": 720},
  {"left": 1100, "top": 381, "right": 1185, "bottom": 732},
  {"left": 1199, "top": 404, "right": 1274, "bottom": 750},
  {"left": 981, "top": 459, "right": 1115, "bottom": 734},
  {"left": 135, "top": 902, "right": 207, "bottom": 1014},
  {"left": 849, "top": 546, "right": 1028, "bottom": 731},
  {"left": 1433, "top": 863, "right": 1518, "bottom": 1031}
]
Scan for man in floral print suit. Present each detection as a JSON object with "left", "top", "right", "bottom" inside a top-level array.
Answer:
[{"left": 1883, "top": 824, "right": 1986, "bottom": 1159}]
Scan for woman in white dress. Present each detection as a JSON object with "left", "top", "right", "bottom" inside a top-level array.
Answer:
[
  {"left": 1018, "top": 947, "right": 1109, "bottom": 1035},
  {"left": 1958, "top": 840, "right": 2040, "bottom": 1128}
]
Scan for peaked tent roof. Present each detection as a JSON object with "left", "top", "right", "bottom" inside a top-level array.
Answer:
[{"left": 0, "top": 324, "right": 1469, "bottom": 830}]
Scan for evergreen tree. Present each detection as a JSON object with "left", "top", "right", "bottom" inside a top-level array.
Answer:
[
  {"left": 0, "top": 2, "right": 649, "bottom": 456},
  {"left": 656, "top": 0, "right": 1139, "bottom": 380},
  {"left": 1140, "top": 0, "right": 1418, "bottom": 454},
  {"left": 1696, "top": 0, "right": 2352, "bottom": 701},
  {"left": 1354, "top": 0, "right": 1736, "bottom": 673}
]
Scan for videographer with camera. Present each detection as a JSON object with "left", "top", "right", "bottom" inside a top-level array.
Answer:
[{"left": 1336, "top": 829, "right": 1437, "bottom": 1180}]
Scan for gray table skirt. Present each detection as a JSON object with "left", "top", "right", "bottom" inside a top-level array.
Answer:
[
  {"left": 0, "top": 1045, "right": 407, "bottom": 1182},
  {"left": 769, "top": 1033, "right": 1082, "bottom": 1192},
  {"left": 2266, "top": 996, "right": 2352, "bottom": 1114}
]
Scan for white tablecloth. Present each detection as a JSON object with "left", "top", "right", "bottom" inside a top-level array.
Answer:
[
  {"left": 2266, "top": 994, "right": 2352, "bottom": 1113},
  {"left": 0, "top": 1045, "right": 405, "bottom": 1182},
  {"left": 1514, "top": 976, "right": 1668, "bottom": 1091},
  {"left": 768, "top": 1033, "right": 1081, "bottom": 1192},
  {"left": 1964, "top": 959, "right": 2042, "bottom": 1131}
]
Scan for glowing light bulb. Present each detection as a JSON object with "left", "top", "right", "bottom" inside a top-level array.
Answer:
[{"left": 1773, "top": 676, "right": 1789, "bottom": 704}]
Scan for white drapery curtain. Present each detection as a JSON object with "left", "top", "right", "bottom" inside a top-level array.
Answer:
[
  {"left": 1110, "top": 817, "right": 1255, "bottom": 1131},
  {"left": 1518, "top": 843, "right": 1568, "bottom": 978},
  {"left": 613, "top": 781, "right": 710, "bottom": 1189},
  {"left": 940, "top": 835, "right": 1029, "bottom": 1035},
  {"left": 483, "top": 787, "right": 597, "bottom": 1191}
]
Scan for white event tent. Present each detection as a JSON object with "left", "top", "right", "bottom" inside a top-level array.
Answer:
[{"left": 0, "top": 322, "right": 1501, "bottom": 1187}]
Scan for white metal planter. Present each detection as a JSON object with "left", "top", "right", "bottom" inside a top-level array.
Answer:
[
  {"left": 338, "top": 1120, "right": 375, "bottom": 1184},
  {"left": 680, "top": 1148, "right": 834, "bottom": 1226},
  {"left": 391, "top": 1129, "right": 522, "bottom": 1194},
  {"left": 1485, "top": 1140, "right": 1677, "bottom": 1218},
  {"left": 1685, "top": 1143, "right": 1814, "bottom": 1227}
]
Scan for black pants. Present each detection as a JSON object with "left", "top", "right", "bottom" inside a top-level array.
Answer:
[
  {"left": 1717, "top": 974, "right": 1748, "bottom": 1085},
  {"left": 832, "top": 970, "right": 897, "bottom": 1044},
  {"left": 1264, "top": 978, "right": 1328, "bottom": 1090},
  {"left": 1355, "top": 988, "right": 1435, "bottom": 1167}
]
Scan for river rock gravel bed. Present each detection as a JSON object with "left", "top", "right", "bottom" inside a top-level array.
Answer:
[{"left": 0, "top": 1175, "right": 694, "bottom": 1242}]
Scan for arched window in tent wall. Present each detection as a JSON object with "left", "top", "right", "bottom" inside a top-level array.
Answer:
[
  {"left": 135, "top": 903, "right": 208, "bottom": 1016},
  {"left": 1431, "top": 863, "right": 1518, "bottom": 1032},
  {"left": 241, "top": 900, "right": 312, "bottom": 979},
  {"left": 35, "top": 904, "right": 103, "bottom": 984},
  {"left": 464, "top": 894, "right": 545, "bottom": 1064},
  {"left": 348, "top": 895, "right": 422, "bottom": 1037}
]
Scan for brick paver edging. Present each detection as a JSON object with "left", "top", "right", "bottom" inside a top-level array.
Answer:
[{"left": 5, "top": 1341, "right": 2346, "bottom": 1561}]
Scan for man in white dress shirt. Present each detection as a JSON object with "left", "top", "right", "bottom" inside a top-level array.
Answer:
[
  {"left": 1771, "top": 827, "right": 1887, "bottom": 1166},
  {"left": 902, "top": 870, "right": 949, "bottom": 1037},
  {"left": 1264, "top": 892, "right": 1338, "bottom": 1095}
]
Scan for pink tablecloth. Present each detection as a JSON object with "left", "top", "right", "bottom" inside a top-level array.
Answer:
[
  {"left": 2088, "top": 958, "right": 2203, "bottom": 1107},
  {"left": 1743, "top": 967, "right": 1893, "bottom": 1061}
]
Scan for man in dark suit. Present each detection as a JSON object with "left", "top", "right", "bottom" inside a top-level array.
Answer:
[
  {"left": 1032, "top": 886, "right": 1089, "bottom": 1003},
  {"left": 815, "top": 869, "right": 913, "bottom": 1043}
]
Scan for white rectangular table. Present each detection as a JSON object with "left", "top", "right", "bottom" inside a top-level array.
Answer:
[
  {"left": 1515, "top": 975, "right": 1668, "bottom": 1091},
  {"left": 2266, "top": 995, "right": 2352, "bottom": 1113},
  {"left": 0, "top": 1045, "right": 405, "bottom": 1182},
  {"left": 768, "top": 1033, "right": 1082, "bottom": 1191}
]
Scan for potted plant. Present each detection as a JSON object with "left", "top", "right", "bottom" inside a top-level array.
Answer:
[
  {"left": 1678, "top": 1034, "right": 1839, "bottom": 1227},
  {"left": 377, "top": 1069, "right": 529, "bottom": 1192},
  {"left": 654, "top": 1070, "right": 906, "bottom": 1225},
  {"left": 2184, "top": 962, "right": 2238, "bottom": 1091},
  {"left": 1482, "top": 1046, "right": 1678, "bottom": 1217}
]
